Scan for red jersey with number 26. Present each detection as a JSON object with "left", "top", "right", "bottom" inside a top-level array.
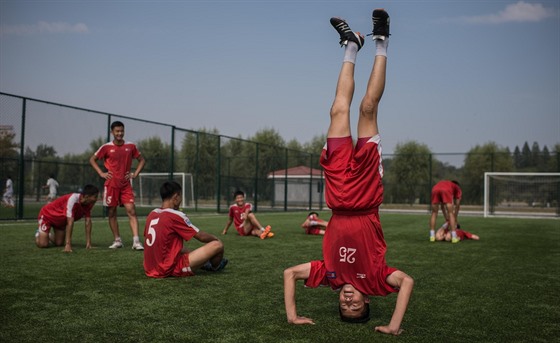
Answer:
[
  {"left": 94, "top": 141, "right": 141, "bottom": 188},
  {"left": 143, "top": 208, "right": 199, "bottom": 278}
]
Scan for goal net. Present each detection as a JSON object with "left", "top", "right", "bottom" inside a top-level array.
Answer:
[
  {"left": 484, "top": 172, "right": 560, "bottom": 218},
  {"left": 136, "top": 173, "right": 194, "bottom": 208}
]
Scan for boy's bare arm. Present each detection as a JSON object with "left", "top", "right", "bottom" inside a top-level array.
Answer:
[
  {"left": 375, "top": 271, "right": 414, "bottom": 336},
  {"left": 283, "top": 262, "right": 315, "bottom": 325}
]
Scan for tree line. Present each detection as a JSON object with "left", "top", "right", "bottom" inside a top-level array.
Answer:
[{"left": 1, "top": 126, "right": 558, "bottom": 206}]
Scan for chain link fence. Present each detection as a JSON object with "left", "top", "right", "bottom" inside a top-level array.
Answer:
[{"left": 1, "top": 92, "right": 558, "bottom": 220}]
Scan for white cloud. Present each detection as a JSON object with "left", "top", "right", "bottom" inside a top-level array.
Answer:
[
  {"left": 0, "top": 21, "right": 89, "bottom": 36},
  {"left": 453, "top": 1, "right": 557, "bottom": 24}
]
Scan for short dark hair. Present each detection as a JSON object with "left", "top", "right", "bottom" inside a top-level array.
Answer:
[
  {"left": 233, "top": 190, "right": 245, "bottom": 197},
  {"left": 308, "top": 211, "right": 319, "bottom": 217},
  {"left": 451, "top": 180, "right": 461, "bottom": 187},
  {"left": 111, "top": 121, "right": 125, "bottom": 130},
  {"left": 81, "top": 184, "right": 99, "bottom": 196},
  {"left": 160, "top": 181, "right": 182, "bottom": 200},
  {"left": 339, "top": 303, "right": 370, "bottom": 324}
]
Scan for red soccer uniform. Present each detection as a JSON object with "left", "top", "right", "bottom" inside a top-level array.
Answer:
[
  {"left": 94, "top": 141, "right": 141, "bottom": 189},
  {"left": 305, "top": 135, "right": 398, "bottom": 296},
  {"left": 38, "top": 193, "right": 94, "bottom": 232},
  {"left": 431, "top": 180, "right": 462, "bottom": 204},
  {"left": 321, "top": 136, "right": 384, "bottom": 211},
  {"left": 228, "top": 202, "right": 254, "bottom": 235},
  {"left": 143, "top": 208, "right": 200, "bottom": 278},
  {"left": 442, "top": 228, "right": 474, "bottom": 240}
]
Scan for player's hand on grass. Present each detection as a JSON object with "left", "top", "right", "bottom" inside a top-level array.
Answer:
[
  {"left": 63, "top": 244, "right": 73, "bottom": 253},
  {"left": 374, "top": 325, "right": 403, "bottom": 335},
  {"left": 288, "top": 316, "right": 315, "bottom": 325}
]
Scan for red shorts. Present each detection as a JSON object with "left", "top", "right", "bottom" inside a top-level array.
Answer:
[
  {"left": 171, "top": 253, "right": 195, "bottom": 277},
  {"left": 235, "top": 222, "right": 256, "bottom": 236},
  {"left": 37, "top": 215, "right": 64, "bottom": 234},
  {"left": 431, "top": 187, "right": 453, "bottom": 204},
  {"left": 103, "top": 185, "right": 135, "bottom": 207},
  {"left": 305, "top": 227, "right": 323, "bottom": 235}
]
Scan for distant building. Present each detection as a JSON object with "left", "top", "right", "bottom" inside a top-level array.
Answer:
[{"left": 267, "top": 165, "right": 325, "bottom": 209}]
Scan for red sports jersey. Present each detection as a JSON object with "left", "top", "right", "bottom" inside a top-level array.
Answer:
[
  {"left": 143, "top": 208, "right": 200, "bottom": 278},
  {"left": 228, "top": 203, "right": 254, "bottom": 234},
  {"left": 431, "top": 180, "right": 462, "bottom": 204},
  {"left": 305, "top": 212, "right": 398, "bottom": 296},
  {"left": 442, "top": 228, "right": 473, "bottom": 240},
  {"left": 38, "top": 193, "right": 94, "bottom": 228},
  {"left": 320, "top": 136, "right": 384, "bottom": 211},
  {"left": 94, "top": 141, "right": 141, "bottom": 188},
  {"left": 307, "top": 135, "right": 398, "bottom": 296}
]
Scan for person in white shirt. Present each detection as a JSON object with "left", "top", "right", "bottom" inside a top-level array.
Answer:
[{"left": 43, "top": 174, "right": 60, "bottom": 202}]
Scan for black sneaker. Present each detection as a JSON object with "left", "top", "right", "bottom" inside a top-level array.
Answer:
[
  {"left": 201, "top": 258, "right": 228, "bottom": 272},
  {"left": 371, "top": 9, "right": 390, "bottom": 40},
  {"left": 330, "top": 17, "right": 365, "bottom": 51}
]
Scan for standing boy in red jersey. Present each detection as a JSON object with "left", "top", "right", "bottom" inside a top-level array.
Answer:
[
  {"left": 35, "top": 184, "right": 99, "bottom": 252},
  {"left": 429, "top": 180, "right": 462, "bottom": 243},
  {"left": 143, "top": 181, "right": 227, "bottom": 278},
  {"left": 222, "top": 190, "right": 273, "bottom": 239},
  {"left": 283, "top": 10, "right": 413, "bottom": 336},
  {"left": 90, "top": 121, "right": 146, "bottom": 250}
]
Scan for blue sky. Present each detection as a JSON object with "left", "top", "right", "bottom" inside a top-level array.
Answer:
[{"left": 1, "top": 0, "right": 559, "bottom": 156}]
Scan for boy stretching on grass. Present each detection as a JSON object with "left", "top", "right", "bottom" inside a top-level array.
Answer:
[
  {"left": 301, "top": 212, "right": 329, "bottom": 235},
  {"left": 222, "top": 190, "right": 274, "bottom": 239},
  {"left": 143, "top": 181, "right": 227, "bottom": 278},
  {"left": 283, "top": 10, "right": 413, "bottom": 336}
]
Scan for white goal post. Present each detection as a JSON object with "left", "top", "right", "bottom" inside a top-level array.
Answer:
[
  {"left": 484, "top": 172, "right": 560, "bottom": 218},
  {"left": 136, "top": 173, "right": 194, "bottom": 208}
]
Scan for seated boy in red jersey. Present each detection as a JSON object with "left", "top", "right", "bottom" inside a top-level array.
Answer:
[
  {"left": 143, "top": 181, "right": 227, "bottom": 278},
  {"left": 222, "top": 190, "right": 274, "bottom": 239},
  {"left": 35, "top": 184, "right": 99, "bottom": 253},
  {"left": 301, "top": 212, "right": 329, "bottom": 235},
  {"left": 283, "top": 10, "right": 413, "bottom": 336}
]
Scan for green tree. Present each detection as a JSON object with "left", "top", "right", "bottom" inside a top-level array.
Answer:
[
  {"left": 540, "top": 145, "right": 551, "bottom": 171},
  {"left": 286, "top": 139, "right": 315, "bottom": 170},
  {"left": 513, "top": 146, "right": 522, "bottom": 169},
  {"left": 551, "top": 144, "right": 560, "bottom": 172},
  {"left": 249, "top": 128, "right": 286, "bottom": 202},
  {"left": 462, "top": 142, "right": 513, "bottom": 204},
  {"left": 531, "top": 142, "right": 541, "bottom": 169},
  {"left": 520, "top": 141, "right": 532, "bottom": 170},
  {"left": 0, "top": 128, "right": 19, "bottom": 159},
  {"left": 137, "top": 136, "right": 172, "bottom": 173},
  {"left": 179, "top": 128, "right": 220, "bottom": 200},
  {"left": 385, "top": 141, "right": 432, "bottom": 205}
]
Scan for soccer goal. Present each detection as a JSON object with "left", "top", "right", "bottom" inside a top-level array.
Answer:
[
  {"left": 484, "top": 172, "right": 560, "bottom": 218},
  {"left": 136, "top": 173, "right": 194, "bottom": 208}
]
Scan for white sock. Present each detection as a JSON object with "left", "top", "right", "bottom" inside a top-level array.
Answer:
[
  {"left": 375, "top": 38, "right": 389, "bottom": 57},
  {"left": 451, "top": 231, "right": 458, "bottom": 239},
  {"left": 343, "top": 41, "right": 359, "bottom": 64},
  {"left": 430, "top": 230, "right": 435, "bottom": 237},
  {"left": 133, "top": 236, "right": 139, "bottom": 243}
]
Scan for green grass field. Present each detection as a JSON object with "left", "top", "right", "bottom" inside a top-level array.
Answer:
[{"left": 1, "top": 212, "right": 558, "bottom": 343}]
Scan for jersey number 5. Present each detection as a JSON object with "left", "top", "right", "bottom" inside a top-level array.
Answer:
[
  {"left": 339, "top": 247, "right": 357, "bottom": 264},
  {"left": 146, "top": 218, "right": 159, "bottom": 246}
]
